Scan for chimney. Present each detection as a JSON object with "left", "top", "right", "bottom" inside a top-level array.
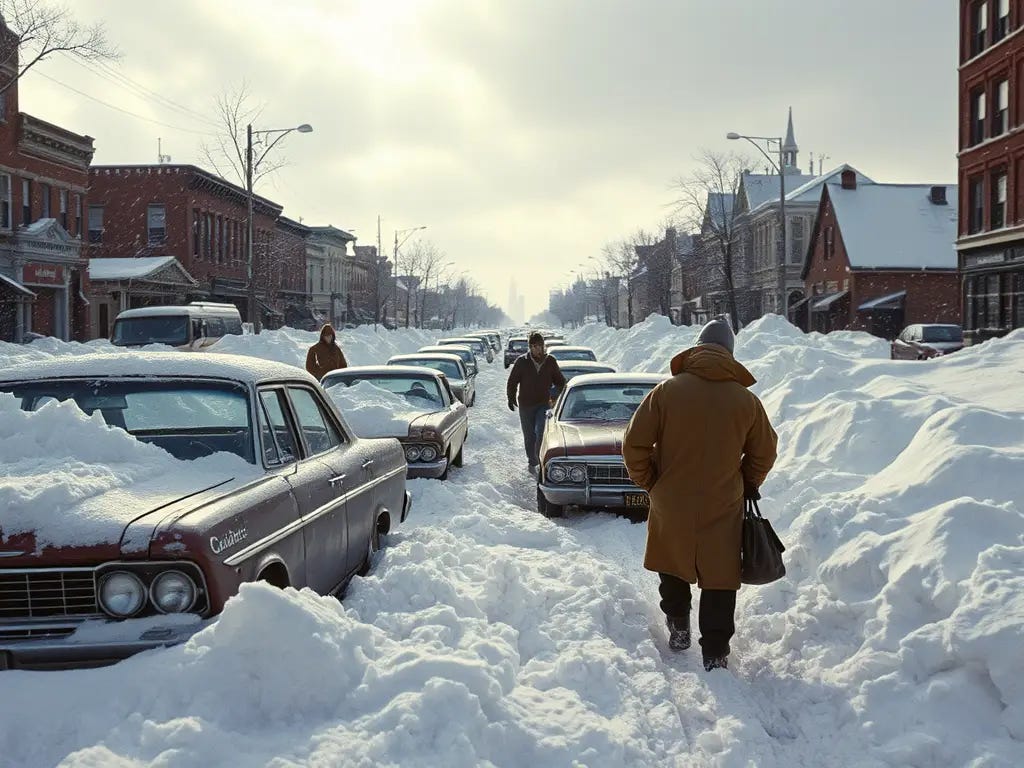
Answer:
[
  {"left": 841, "top": 169, "right": 857, "bottom": 190},
  {"left": 929, "top": 185, "right": 948, "bottom": 205}
]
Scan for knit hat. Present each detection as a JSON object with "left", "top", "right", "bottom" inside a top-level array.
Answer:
[{"left": 696, "top": 319, "right": 735, "bottom": 354}]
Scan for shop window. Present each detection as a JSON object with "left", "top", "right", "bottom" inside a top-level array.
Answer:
[{"left": 1014, "top": 271, "right": 1024, "bottom": 328}]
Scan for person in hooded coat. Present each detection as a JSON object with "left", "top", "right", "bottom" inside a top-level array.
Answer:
[
  {"left": 305, "top": 323, "right": 348, "bottom": 380},
  {"left": 622, "top": 319, "right": 777, "bottom": 671}
]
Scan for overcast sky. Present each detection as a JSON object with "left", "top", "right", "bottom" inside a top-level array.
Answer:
[{"left": 20, "top": 0, "right": 958, "bottom": 320}]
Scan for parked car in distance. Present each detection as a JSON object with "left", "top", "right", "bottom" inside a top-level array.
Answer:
[
  {"left": 477, "top": 330, "right": 502, "bottom": 353},
  {"left": 111, "top": 302, "right": 244, "bottom": 350},
  {"left": 891, "top": 324, "right": 965, "bottom": 360},
  {"left": 548, "top": 360, "right": 617, "bottom": 403},
  {"left": 419, "top": 344, "right": 479, "bottom": 377},
  {"left": 465, "top": 331, "right": 500, "bottom": 356},
  {"left": 322, "top": 366, "right": 469, "bottom": 480},
  {"left": 438, "top": 336, "right": 494, "bottom": 364},
  {"left": 504, "top": 336, "right": 529, "bottom": 368},
  {"left": 390, "top": 352, "right": 476, "bottom": 407},
  {"left": 536, "top": 373, "right": 666, "bottom": 519},
  {"left": 548, "top": 345, "right": 598, "bottom": 363},
  {"left": 545, "top": 339, "right": 567, "bottom": 349},
  {"left": 0, "top": 352, "right": 410, "bottom": 670}
]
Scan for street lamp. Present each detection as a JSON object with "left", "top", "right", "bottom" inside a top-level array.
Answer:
[
  {"left": 245, "top": 122, "right": 313, "bottom": 332},
  {"left": 393, "top": 225, "right": 426, "bottom": 328},
  {"left": 727, "top": 131, "right": 787, "bottom": 317}
]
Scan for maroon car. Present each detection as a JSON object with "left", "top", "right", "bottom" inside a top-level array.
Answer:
[
  {"left": 0, "top": 352, "right": 411, "bottom": 670},
  {"left": 890, "top": 324, "right": 965, "bottom": 360},
  {"left": 536, "top": 372, "right": 666, "bottom": 518}
]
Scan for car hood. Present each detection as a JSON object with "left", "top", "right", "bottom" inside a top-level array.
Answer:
[
  {"left": 0, "top": 474, "right": 239, "bottom": 567},
  {"left": 556, "top": 421, "right": 628, "bottom": 457}
]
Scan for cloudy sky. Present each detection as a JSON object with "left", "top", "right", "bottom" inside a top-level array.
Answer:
[{"left": 19, "top": 0, "right": 958, "bottom": 320}]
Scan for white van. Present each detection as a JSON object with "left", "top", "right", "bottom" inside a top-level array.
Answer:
[{"left": 110, "top": 302, "right": 244, "bottom": 350}]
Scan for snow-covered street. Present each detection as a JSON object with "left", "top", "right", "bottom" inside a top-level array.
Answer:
[{"left": 1, "top": 320, "right": 1023, "bottom": 767}]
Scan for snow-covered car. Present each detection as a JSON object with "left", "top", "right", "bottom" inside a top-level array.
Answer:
[
  {"left": 389, "top": 352, "right": 477, "bottom": 407},
  {"left": 477, "top": 330, "right": 502, "bottom": 353},
  {"left": 536, "top": 373, "right": 666, "bottom": 518},
  {"left": 544, "top": 339, "right": 567, "bottom": 349},
  {"left": 438, "top": 336, "right": 494, "bottom": 364},
  {"left": 890, "top": 324, "right": 965, "bottom": 360},
  {"left": 547, "top": 345, "right": 598, "bottom": 363},
  {"left": 418, "top": 344, "right": 479, "bottom": 378},
  {"left": 0, "top": 353, "right": 411, "bottom": 670},
  {"left": 548, "top": 361, "right": 617, "bottom": 403},
  {"left": 504, "top": 336, "right": 529, "bottom": 368},
  {"left": 322, "top": 366, "right": 469, "bottom": 480}
]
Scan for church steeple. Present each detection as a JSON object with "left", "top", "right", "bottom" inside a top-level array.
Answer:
[{"left": 782, "top": 107, "right": 800, "bottom": 174}]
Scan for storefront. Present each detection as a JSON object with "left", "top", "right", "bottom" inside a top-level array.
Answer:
[{"left": 960, "top": 246, "right": 1024, "bottom": 345}]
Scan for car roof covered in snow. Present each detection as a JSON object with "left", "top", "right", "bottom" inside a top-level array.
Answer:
[
  {"left": 564, "top": 372, "right": 666, "bottom": 389},
  {"left": 549, "top": 345, "right": 595, "bottom": 353},
  {"left": 0, "top": 351, "right": 314, "bottom": 386},
  {"left": 323, "top": 365, "right": 445, "bottom": 381},
  {"left": 558, "top": 361, "right": 616, "bottom": 372},
  {"left": 389, "top": 353, "right": 464, "bottom": 364},
  {"left": 419, "top": 345, "right": 473, "bottom": 354}
]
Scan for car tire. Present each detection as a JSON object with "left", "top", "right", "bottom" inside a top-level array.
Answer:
[
  {"left": 452, "top": 443, "right": 465, "bottom": 468},
  {"left": 358, "top": 515, "right": 383, "bottom": 577},
  {"left": 537, "top": 484, "right": 564, "bottom": 518},
  {"left": 438, "top": 449, "right": 451, "bottom": 481}
]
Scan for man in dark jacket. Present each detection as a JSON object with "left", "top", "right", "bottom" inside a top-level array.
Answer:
[
  {"left": 305, "top": 323, "right": 348, "bottom": 380},
  {"left": 507, "top": 331, "right": 567, "bottom": 473}
]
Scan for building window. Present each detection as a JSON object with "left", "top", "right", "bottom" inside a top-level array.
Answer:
[
  {"left": 969, "top": 175, "right": 985, "bottom": 234},
  {"left": 973, "top": 0, "right": 989, "bottom": 57},
  {"left": 215, "top": 216, "right": 222, "bottom": 263},
  {"left": 995, "top": 78, "right": 1009, "bottom": 135},
  {"left": 59, "top": 189, "right": 68, "bottom": 229},
  {"left": 147, "top": 203, "right": 166, "bottom": 244},
  {"left": 40, "top": 183, "right": 50, "bottom": 218},
  {"left": 986, "top": 273, "right": 1001, "bottom": 326},
  {"left": 991, "top": 170, "right": 1007, "bottom": 229},
  {"left": 1014, "top": 271, "right": 1024, "bottom": 328},
  {"left": 74, "top": 193, "right": 82, "bottom": 237},
  {"left": 790, "top": 218, "right": 805, "bottom": 264},
  {"left": 192, "top": 209, "right": 201, "bottom": 256},
  {"left": 21, "top": 178, "right": 30, "bottom": 226},
  {"left": 205, "top": 213, "right": 213, "bottom": 259},
  {"left": 88, "top": 205, "right": 104, "bottom": 243},
  {"left": 971, "top": 88, "right": 987, "bottom": 145},
  {"left": 995, "top": 0, "right": 1010, "bottom": 41},
  {"left": 0, "top": 91, "right": 6, "bottom": 122},
  {"left": 0, "top": 174, "right": 10, "bottom": 230},
  {"left": 824, "top": 226, "right": 834, "bottom": 260}
]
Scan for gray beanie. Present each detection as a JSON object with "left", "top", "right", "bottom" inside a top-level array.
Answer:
[{"left": 696, "top": 319, "right": 735, "bottom": 354}]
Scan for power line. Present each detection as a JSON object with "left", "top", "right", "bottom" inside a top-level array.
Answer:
[{"left": 30, "top": 70, "right": 218, "bottom": 136}]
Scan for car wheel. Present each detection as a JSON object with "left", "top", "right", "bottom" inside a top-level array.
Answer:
[
  {"left": 358, "top": 515, "right": 383, "bottom": 577},
  {"left": 452, "top": 443, "right": 465, "bottom": 468},
  {"left": 536, "top": 484, "right": 564, "bottom": 518},
  {"left": 439, "top": 449, "right": 451, "bottom": 481}
]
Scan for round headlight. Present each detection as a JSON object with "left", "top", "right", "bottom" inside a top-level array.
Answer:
[
  {"left": 420, "top": 445, "right": 438, "bottom": 462},
  {"left": 150, "top": 570, "right": 198, "bottom": 614},
  {"left": 569, "top": 466, "right": 587, "bottom": 484},
  {"left": 405, "top": 445, "right": 422, "bottom": 462},
  {"left": 548, "top": 465, "right": 568, "bottom": 483},
  {"left": 99, "top": 571, "right": 146, "bottom": 618}
]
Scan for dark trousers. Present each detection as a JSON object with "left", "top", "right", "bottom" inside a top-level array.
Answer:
[
  {"left": 658, "top": 573, "right": 736, "bottom": 659},
  {"left": 518, "top": 403, "right": 547, "bottom": 466}
]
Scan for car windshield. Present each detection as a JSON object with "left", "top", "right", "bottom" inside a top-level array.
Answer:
[
  {"left": 324, "top": 374, "right": 444, "bottom": 406},
  {"left": 509, "top": 340, "right": 528, "bottom": 352},
  {"left": 559, "top": 383, "right": 655, "bottom": 422},
  {"left": 392, "top": 358, "right": 463, "bottom": 381},
  {"left": 551, "top": 349, "right": 595, "bottom": 361},
  {"left": 922, "top": 326, "right": 963, "bottom": 342},
  {"left": 0, "top": 380, "right": 254, "bottom": 463},
  {"left": 562, "top": 367, "right": 613, "bottom": 380},
  {"left": 111, "top": 316, "right": 189, "bottom": 346}
]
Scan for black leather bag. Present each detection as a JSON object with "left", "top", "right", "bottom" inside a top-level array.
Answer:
[{"left": 741, "top": 499, "right": 786, "bottom": 585}]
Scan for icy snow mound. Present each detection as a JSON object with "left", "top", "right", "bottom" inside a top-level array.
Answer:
[
  {"left": 327, "top": 380, "right": 438, "bottom": 438},
  {"left": 0, "top": 393, "right": 258, "bottom": 550}
]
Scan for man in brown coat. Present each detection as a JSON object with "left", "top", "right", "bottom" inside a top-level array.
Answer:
[
  {"left": 622, "top": 319, "right": 777, "bottom": 671},
  {"left": 305, "top": 323, "right": 348, "bottom": 380},
  {"left": 507, "top": 331, "right": 567, "bottom": 474}
]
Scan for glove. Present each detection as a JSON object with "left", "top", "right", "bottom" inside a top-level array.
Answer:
[
  {"left": 744, "top": 485, "right": 761, "bottom": 501},
  {"left": 508, "top": 398, "right": 516, "bottom": 411}
]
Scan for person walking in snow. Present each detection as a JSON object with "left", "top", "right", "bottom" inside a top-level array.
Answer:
[
  {"left": 305, "top": 323, "right": 348, "bottom": 381},
  {"left": 622, "top": 319, "right": 778, "bottom": 671},
  {"left": 507, "top": 331, "right": 567, "bottom": 474}
]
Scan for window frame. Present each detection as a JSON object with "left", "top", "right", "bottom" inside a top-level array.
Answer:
[
  {"left": 147, "top": 203, "right": 166, "bottom": 245},
  {"left": 257, "top": 387, "right": 301, "bottom": 468},
  {"left": 40, "top": 182, "right": 51, "bottom": 219},
  {"left": 88, "top": 204, "right": 105, "bottom": 244},
  {"left": 971, "top": 87, "right": 988, "bottom": 146},
  {"left": 0, "top": 173, "right": 10, "bottom": 230},
  {"left": 995, "top": 0, "right": 1010, "bottom": 41},
  {"left": 59, "top": 189, "right": 68, "bottom": 230},
  {"left": 973, "top": 0, "right": 990, "bottom": 57},
  {"left": 74, "top": 193, "right": 82, "bottom": 237},
  {"left": 285, "top": 385, "right": 345, "bottom": 458},
  {"left": 969, "top": 175, "right": 986, "bottom": 234},
  {"left": 21, "top": 178, "right": 30, "bottom": 226},
  {"left": 994, "top": 78, "right": 1010, "bottom": 136},
  {"left": 991, "top": 170, "right": 1008, "bottom": 230}
]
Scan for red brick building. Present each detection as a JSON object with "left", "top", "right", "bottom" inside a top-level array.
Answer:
[
  {"left": 957, "top": 0, "right": 1024, "bottom": 343},
  {"left": 799, "top": 173, "right": 960, "bottom": 338},
  {"left": 87, "top": 164, "right": 306, "bottom": 337},
  {"left": 0, "top": 17, "right": 95, "bottom": 342}
]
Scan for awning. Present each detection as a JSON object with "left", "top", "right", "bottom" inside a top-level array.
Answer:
[
  {"left": 788, "top": 296, "right": 811, "bottom": 314},
  {"left": 858, "top": 290, "right": 907, "bottom": 311},
  {"left": 259, "top": 300, "right": 284, "bottom": 318},
  {"left": 812, "top": 291, "right": 849, "bottom": 312},
  {"left": 0, "top": 273, "right": 36, "bottom": 298}
]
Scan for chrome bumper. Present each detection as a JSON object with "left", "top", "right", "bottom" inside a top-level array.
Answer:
[
  {"left": 538, "top": 482, "right": 647, "bottom": 509},
  {"left": 407, "top": 458, "right": 449, "bottom": 479},
  {"left": 401, "top": 490, "right": 413, "bottom": 522},
  {"left": 0, "top": 616, "right": 206, "bottom": 670}
]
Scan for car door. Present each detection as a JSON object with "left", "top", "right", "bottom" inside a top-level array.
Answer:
[
  {"left": 439, "top": 377, "right": 468, "bottom": 456},
  {"left": 286, "top": 385, "right": 377, "bottom": 582}
]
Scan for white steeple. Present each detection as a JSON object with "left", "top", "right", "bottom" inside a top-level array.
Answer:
[{"left": 782, "top": 107, "right": 800, "bottom": 174}]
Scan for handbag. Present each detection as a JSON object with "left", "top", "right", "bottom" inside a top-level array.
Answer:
[{"left": 741, "top": 498, "right": 787, "bottom": 585}]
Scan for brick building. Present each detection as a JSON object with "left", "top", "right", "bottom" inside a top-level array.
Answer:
[
  {"left": 799, "top": 172, "right": 960, "bottom": 338},
  {"left": 957, "top": 0, "right": 1024, "bottom": 343},
  {"left": 0, "top": 17, "right": 95, "bottom": 342},
  {"left": 87, "top": 164, "right": 298, "bottom": 336}
]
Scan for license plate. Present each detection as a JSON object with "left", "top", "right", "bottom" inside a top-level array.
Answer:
[{"left": 624, "top": 493, "right": 650, "bottom": 508}]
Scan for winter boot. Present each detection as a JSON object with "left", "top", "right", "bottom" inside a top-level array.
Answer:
[
  {"left": 666, "top": 615, "right": 691, "bottom": 651},
  {"left": 703, "top": 655, "right": 728, "bottom": 672}
]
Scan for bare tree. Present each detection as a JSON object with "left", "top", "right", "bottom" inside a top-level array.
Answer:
[
  {"left": 0, "top": 0, "right": 118, "bottom": 94},
  {"left": 200, "top": 81, "right": 289, "bottom": 189},
  {"left": 672, "top": 150, "right": 749, "bottom": 329}
]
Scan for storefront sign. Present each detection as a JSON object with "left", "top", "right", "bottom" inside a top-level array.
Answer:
[{"left": 23, "top": 263, "right": 65, "bottom": 286}]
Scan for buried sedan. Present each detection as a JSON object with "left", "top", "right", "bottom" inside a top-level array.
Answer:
[
  {"left": 536, "top": 373, "right": 666, "bottom": 518},
  {"left": 0, "top": 353, "right": 410, "bottom": 670},
  {"left": 389, "top": 353, "right": 476, "bottom": 407},
  {"left": 322, "top": 366, "right": 469, "bottom": 480}
]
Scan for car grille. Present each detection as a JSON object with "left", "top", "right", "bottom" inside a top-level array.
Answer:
[
  {"left": 587, "top": 463, "right": 635, "bottom": 486},
  {"left": 0, "top": 570, "right": 99, "bottom": 619}
]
